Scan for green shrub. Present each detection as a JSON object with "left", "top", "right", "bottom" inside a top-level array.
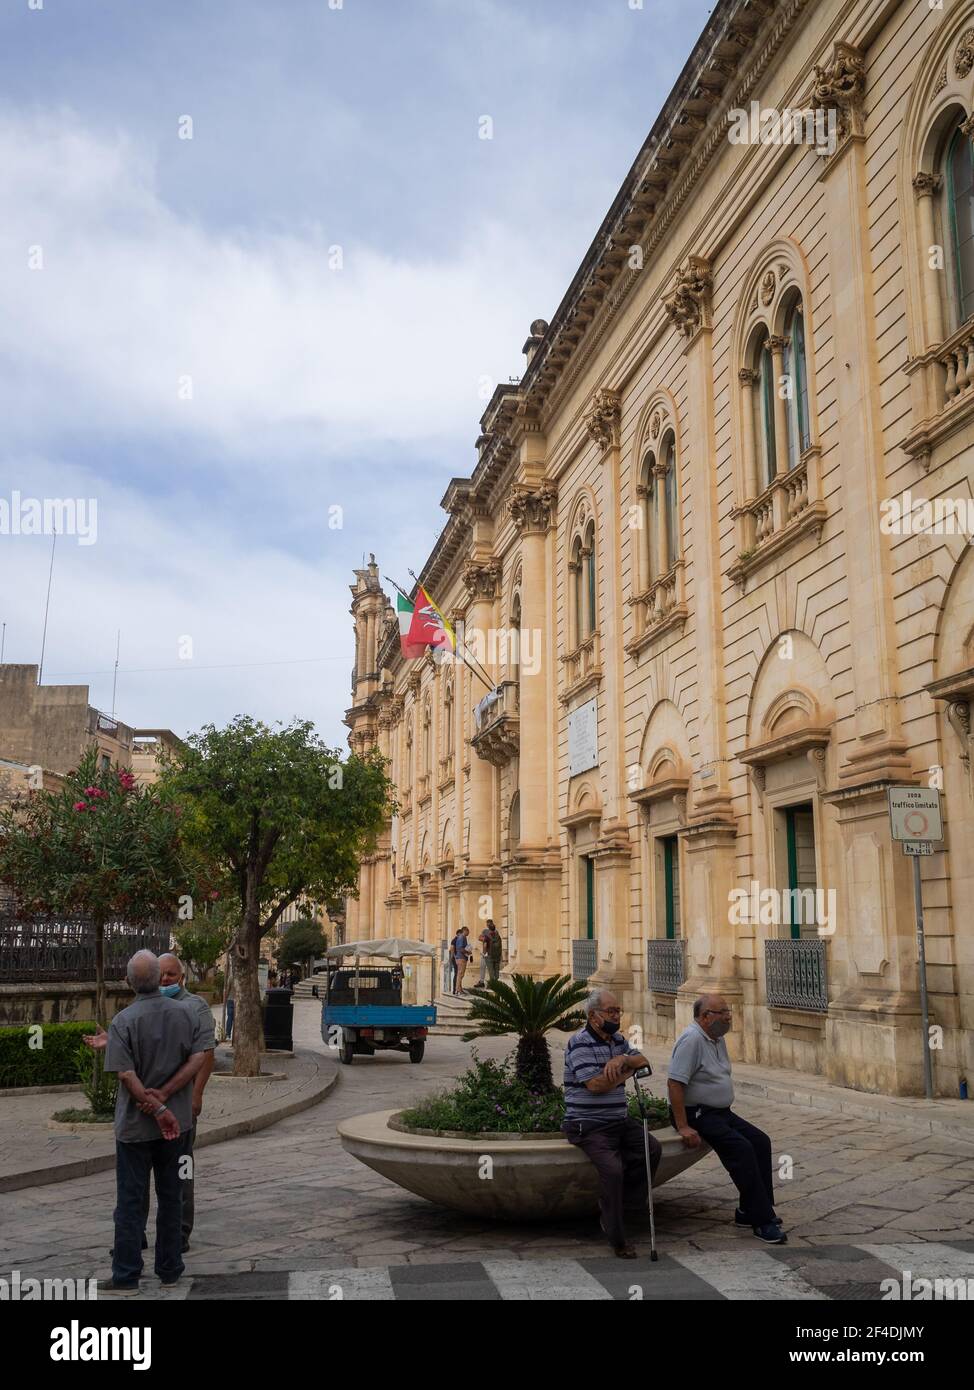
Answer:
[
  {"left": 75, "top": 1044, "right": 118, "bottom": 1115},
  {"left": 400, "top": 1053, "right": 673, "bottom": 1135},
  {"left": 0, "top": 1021, "right": 99, "bottom": 1089}
]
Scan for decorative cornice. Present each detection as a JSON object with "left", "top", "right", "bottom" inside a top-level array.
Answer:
[{"left": 583, "top": 388, "right": 622, "bottom": 451}]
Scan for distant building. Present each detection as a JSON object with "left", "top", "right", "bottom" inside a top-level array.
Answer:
[{"left": 0, "top": 664, "right": 180, "bottom": 784}]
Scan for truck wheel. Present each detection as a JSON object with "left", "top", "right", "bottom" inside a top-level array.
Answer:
[
  {"left": 339, "top": 1037, "right": 355, "bottom": 1065},
  {"left": 408, "top": 1040, "right": 425, "bottom": 1063}
]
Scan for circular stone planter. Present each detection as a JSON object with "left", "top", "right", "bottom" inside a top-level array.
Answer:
[
  {"left": 47, "top": 1117, "right": 114, "bottom": 1133},
  {"left": 338, "top": 1109, "right": 712, "bottom": 1220}
]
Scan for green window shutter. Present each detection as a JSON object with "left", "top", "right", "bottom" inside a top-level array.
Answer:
[
  {"left": 785, "top": 808, "right": 800, "bottom": 940},
  {"left": 663, "top": 837, "right": 676, "bottom": 940},
  {"left": 585, "top": 857, "right": 595, "bottom": 940}
]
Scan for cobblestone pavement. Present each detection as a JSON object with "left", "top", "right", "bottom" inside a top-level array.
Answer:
[
  {"left": 2, "top": 1001, "right": 973, "bottom": 1300},
  {"left": 0, "top": 1037, "right": 333, "bottom": 1191}
]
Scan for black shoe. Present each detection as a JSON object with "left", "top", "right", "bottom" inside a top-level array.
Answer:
[
  {"left": 159, "top": 1275, "right": 181, "bottom": 1287},
  {"left": 104, "top": 1279, "right": 140, "bottom": 1295},
  {"left": 752, "top": 1222, "right": 787, "bottom": 1245}
]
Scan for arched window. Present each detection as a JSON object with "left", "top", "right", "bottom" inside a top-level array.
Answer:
[
  {"left": 584, "top": 521, "right": 597, "bottom": 636},
  {"left": 639, "top": 454, "right": 656, "bottom": 589},
  {"left": 945, "top": 121, "right": 974, "bottom": 327},
  {"left": 404, "top": 721, "right": 413, "bottom": 788},
  {"left": 571, "top": 536, "right": 584, "bottom": 646},
  {"left": 663, "top": 435, "right": 680, "bottom": 565},
  {"left": 754, "top": 338, "right": 777, "bottom": 488},
  {"left": 782, "top": 298, "right": 810, "bottom": 470},
  {"left": 422, "top": 699, "right": 431, "bottom": 775},
  {"left": 509, "top": 791, "right": 520, "bottom": 847},
  {"left": 510, "top": 592, "right": 522, "bottom": 701}
]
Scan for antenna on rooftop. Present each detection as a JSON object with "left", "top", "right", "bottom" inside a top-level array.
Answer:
[
  {"left": 111, "top": 629, "right": 121, "bottom": 720},
  {"left": 37, "top": 530, "right": 57, "bottom": 686}
]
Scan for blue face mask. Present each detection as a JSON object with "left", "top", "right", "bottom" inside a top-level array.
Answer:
[{"left": 159, "top": 984, "right": 181, "bottom": 998}]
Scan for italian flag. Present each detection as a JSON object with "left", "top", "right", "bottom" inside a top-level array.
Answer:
[{"left": 397, "top": 592, "right": 427, "bottom": 660}]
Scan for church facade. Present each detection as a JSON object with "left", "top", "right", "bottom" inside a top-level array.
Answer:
[{"left": 345, "top": 0, "right": 974, "bottom": 1098}]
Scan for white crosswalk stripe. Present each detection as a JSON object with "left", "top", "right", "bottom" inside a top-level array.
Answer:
[
  {"left": 671, "top": 1250, "right": 828, "bottom": 1300},
  {"left": 855, "top": 1241, "right": 974, "bottom": 1292},
  {"left": 481, "top": 1257, "right": 613, "bottom": 1300},
  {"left": 288, "top": 1268, "right": 396, "bottom": 1300}
]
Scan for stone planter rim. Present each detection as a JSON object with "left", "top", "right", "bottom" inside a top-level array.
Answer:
[{"left": 388, "top": 1108, "right": 671, "bottom": 1142}]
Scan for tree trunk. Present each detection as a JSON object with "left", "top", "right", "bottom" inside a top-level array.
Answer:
[
  {"left": 231, "top": 901, "right": 263, "bottom": 1077},
  {"left": 94, "top": 919, "right": 107, "bottom": 1029}
]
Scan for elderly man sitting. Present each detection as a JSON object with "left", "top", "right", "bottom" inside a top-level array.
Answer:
[
  {"left": 562, "top": 988, "right": 661, "bottom": 1258},
  {"left": 668, "top": 993, "right": 785, "bottom": 1245}
]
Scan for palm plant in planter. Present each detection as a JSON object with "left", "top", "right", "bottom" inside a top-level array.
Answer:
[{"left": 463, "top": 974, "right": 588, "bottom": 1092}]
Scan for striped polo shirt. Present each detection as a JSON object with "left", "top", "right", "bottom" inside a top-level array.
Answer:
[{"left": 563, "top": 1023, "right": 641, "bottom": 1122}]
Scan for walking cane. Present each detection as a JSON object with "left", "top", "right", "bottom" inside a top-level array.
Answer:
[{"left": 631, "top": 1066, "right": 659, "bottom": 1261}]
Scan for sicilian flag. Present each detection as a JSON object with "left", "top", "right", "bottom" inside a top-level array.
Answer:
[
  {"left": 407, "top": 584, "right": 455, "bottom": 660},
  {"left": 397, "top": 592, "right": 427, "bottom": 660}
]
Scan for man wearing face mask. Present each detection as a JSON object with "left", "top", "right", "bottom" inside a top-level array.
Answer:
[
  {"left": 562, "top": 989, "right": 660, "bottom": 1259},
  {"left": 153, "top": 953, "right": 216, "bottom": 1250},
  {"left": 668, "top": 994, "right": 785, "bottom": 1244}
]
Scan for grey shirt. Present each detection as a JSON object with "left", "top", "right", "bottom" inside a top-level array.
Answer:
[
  {"left": 669, "top": 1022, "right": 734, "bottom": 1109},
  {"left": 173, "top": 984, "right": 217, "bottom": 1051},
  {"left": 105, "top": 991, "right": 207, "bottom": 1141}
]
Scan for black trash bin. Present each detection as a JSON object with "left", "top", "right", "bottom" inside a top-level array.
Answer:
[{"left": 263, "top": 987, "right": 294, "bottom": 1051}]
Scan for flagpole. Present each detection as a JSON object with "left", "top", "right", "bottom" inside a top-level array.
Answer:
[{"left": 386, "top": 572, "right": 496, "bottom": 693}]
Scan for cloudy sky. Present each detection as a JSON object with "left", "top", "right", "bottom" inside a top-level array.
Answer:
[{"left": 0, "top": 0, "right": 712, "bottom": 749}]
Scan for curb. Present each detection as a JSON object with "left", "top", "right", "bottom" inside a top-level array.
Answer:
[
  {"left": 0, "top": 1051, "right": 339, "bottom": 1195},
  {"left": 733, "top": 1075, "right": 974, "bottom": 1143}
]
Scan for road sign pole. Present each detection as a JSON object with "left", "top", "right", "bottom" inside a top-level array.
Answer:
[{"left": 912, "top": 853, "right": 934, "bottom": 1101}]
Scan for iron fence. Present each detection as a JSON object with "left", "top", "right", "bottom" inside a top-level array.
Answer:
[{"left": 0, "top": 915, "right": 173, "bottom": 983}]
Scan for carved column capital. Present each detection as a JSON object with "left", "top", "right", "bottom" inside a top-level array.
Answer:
[
  {"left": 765, "top": 334, "right": 786, "bottom": 357},
  {"left": 738, "top": 367, "right": 757, "bottom": 387},
  {"left": 912, "top": 171, "right": 942, "bottom": 200},
  {"left": 508, "top": 479, "right": 558, "bottom": 534},
  {"left": 584, "top": 387, "right": 622, "bottom": 451},
  {"left": 663, "top": 255, "right": 713, "bottom": 340},
  {"left": 462, "top": 558, "right": 500, "bottom": 603}
]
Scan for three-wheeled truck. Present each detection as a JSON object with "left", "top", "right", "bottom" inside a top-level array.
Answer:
[{"left": 319, "top": 938, "right": 438, "bottom": 1064}]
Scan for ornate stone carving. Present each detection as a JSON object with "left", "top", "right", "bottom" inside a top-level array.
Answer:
[
  {"left": 738, "top": 367, "right": 757, "bottom": 386},
  {"left": 963, "top": 113, "right": 974, "bottom": 143},
  {"left": 749, "top": 764, "right": 766, "bottom": 809},
  {"left": 811, "top": 42, "right": 866, "bottom": 147},
  {"left": 934, "top": 65, "right": 948, "bottom": 96},
  {"left": 765, "top": 333, "right": 786, "bottom": 357},
  {"left": 956, "top": 30, "right": 974, "bottom": 79},
  {"left": 912, "top": 171, "right": 942, "bottom": 200},
  {"left": 584, "top": 387, "right": 622, "bottom": 450},
  {"left": 806, "top": 746, "right": 828, "bottom": 791},
  {"left": 760, "top": 270, "right": 776, "bottom": 306},
  {"left": 663, "top": 255, "right": 713, "bottom": 339},
  {"left": 462, "top": 558, "right": 500, "bottom": 603},
  {"left": 508, "top": 479, "right": 558, "bottom": 534},
  {"left": 651, "top": 411, "right": 662, "bottom": 440}
]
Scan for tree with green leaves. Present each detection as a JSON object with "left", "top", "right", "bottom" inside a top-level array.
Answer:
[
  {"left": 463, "top": 974, "right": 589, "bottom": 1092},
  {"left": 0, "top": 747, "right": 194, "bottom": 1027},
  {"left": 162, "top": 716, "right": 393, "bottom": 1077},
  {"left": 173, "top": 908, "right": 233, "bottom": 984},
  {"left": 278, "top": 919, "right": 327, "bottom": 973}
]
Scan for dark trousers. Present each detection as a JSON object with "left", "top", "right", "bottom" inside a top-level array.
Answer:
[
  {"left": 113, "top": 1132, "right": 191, "bottom": 1285},
  {"left": 140, "top": 1120, "right": 197, "bottom": 1244},
  {"left": 563, "top": 1117, "right": 661, "bottom": 1250},
  {"left": 686, "top": 1105, "right": 776, "bottom": 1226}
]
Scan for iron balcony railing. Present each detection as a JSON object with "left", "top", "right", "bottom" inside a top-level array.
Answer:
[
  {"left": 571, "top": 938, "right": 598, "bottom": 981},
  {"left": 765, "top": 937, "right": 828, "bottom": 1012},
  {"left": 646, "top": 937, "right": 687, "bottom": 994},
  {"left": 0, "top": 915, "right": 173, "bottom": 983}
]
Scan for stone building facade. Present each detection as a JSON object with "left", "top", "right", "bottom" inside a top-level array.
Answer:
[{"left": 345, "top": 0, "right": 974, "bottom": 1098}]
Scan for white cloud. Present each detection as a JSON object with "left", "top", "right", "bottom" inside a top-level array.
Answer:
[{"left": 0, "top": 110, "right": 571, "bottom": 460}]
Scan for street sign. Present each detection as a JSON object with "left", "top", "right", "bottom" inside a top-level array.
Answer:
[
  {"left": 903, "top": 841, "right": 934, "bottom": 857},
  {"left": 887, "top": 786, "right": 943, "bottom": 843}
]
